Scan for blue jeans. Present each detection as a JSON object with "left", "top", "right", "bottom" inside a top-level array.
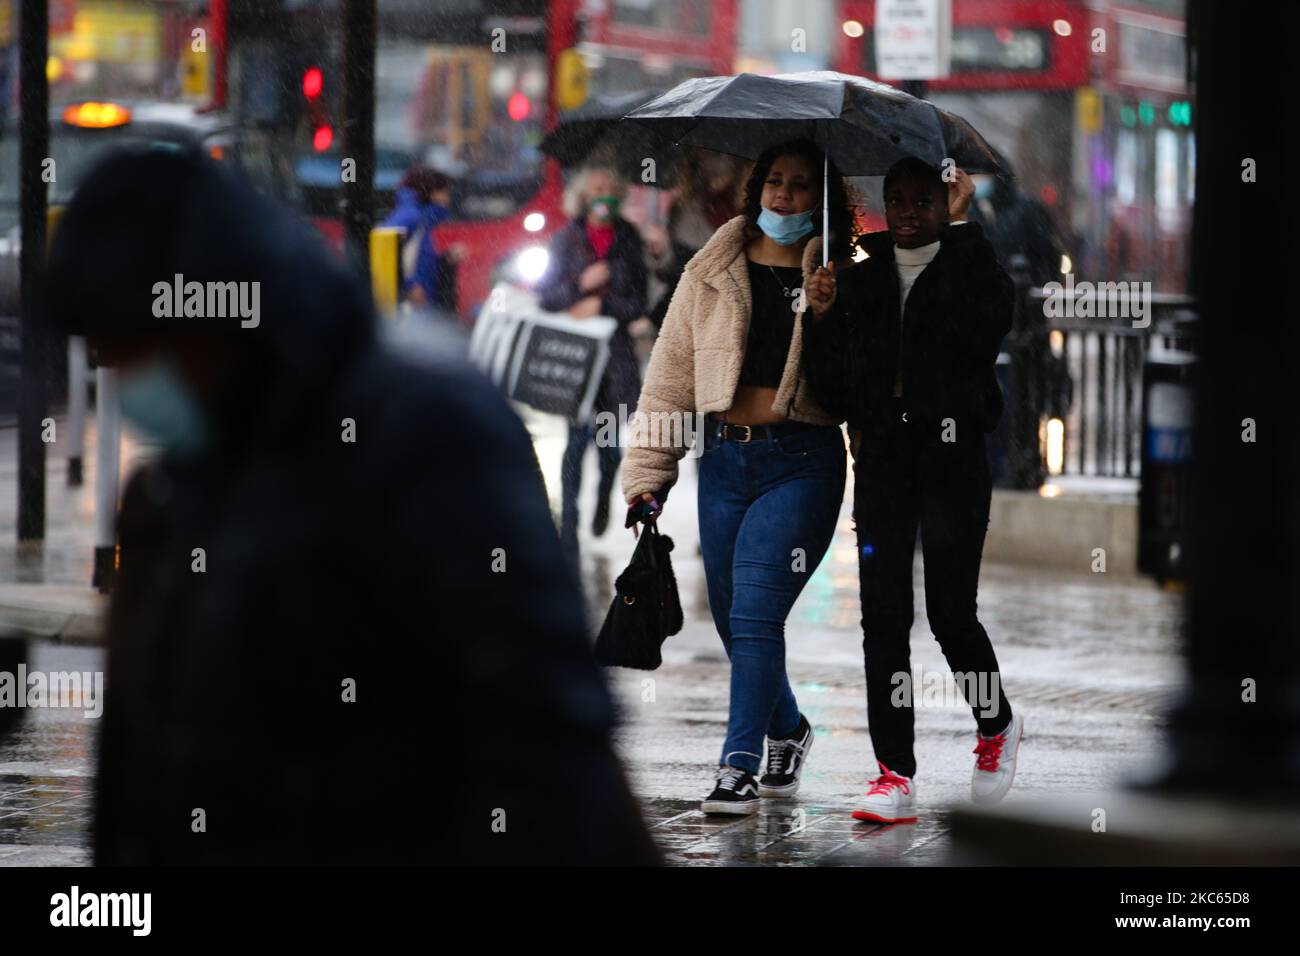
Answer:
[{"left": 697, "top": 419, "right": 846, "bottom": 774}]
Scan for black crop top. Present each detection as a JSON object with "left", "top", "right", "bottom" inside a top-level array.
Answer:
[{"left": 738, "top": 261, "right": 802, "bottom": 388}]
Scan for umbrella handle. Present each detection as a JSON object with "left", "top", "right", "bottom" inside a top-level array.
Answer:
[{"left": 822, "top": 154, "right": 829, "bottom": 268}]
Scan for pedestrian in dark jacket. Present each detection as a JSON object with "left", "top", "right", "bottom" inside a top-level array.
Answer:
[
  {"left": 46, "top": 147, "right": 658, "bottom": 865},
  {"left": 537, "top": 165, "right": 646, "bottom": 567},
  {"left": 802, "top": 156, "right": 1023, "bottom": 825}
]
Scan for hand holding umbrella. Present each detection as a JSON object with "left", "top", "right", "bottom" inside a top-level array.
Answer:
[
  {"left": 805, "top": 262, "right": 837, "bottom": 318},
  {"left": 947, "top": 168, "right": 976, "bottom": 221}
]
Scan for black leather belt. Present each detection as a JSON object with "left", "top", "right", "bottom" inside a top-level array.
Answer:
[{"left": 713, "top": 418, "right": 829, "bottom": 443}]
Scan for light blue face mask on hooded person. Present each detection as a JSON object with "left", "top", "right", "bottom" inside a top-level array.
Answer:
[
  {"left": 756, "top": 205, "right": 817, "bottom": 245},
  {"left": 118, "top": 358, "right": 211, "bottom": 461}
]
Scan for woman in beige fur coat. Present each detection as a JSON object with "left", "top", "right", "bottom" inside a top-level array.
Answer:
[{"left": 621, "top": 139, "right": 853, "bottom": 815}]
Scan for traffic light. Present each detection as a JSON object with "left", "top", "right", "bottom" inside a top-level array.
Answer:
[
  {"left": 1168, "top": 101, "right": 1192, "bottom": 127},
  {"left": 507, "top": 91, "right": 531, "bottom": 121},
  {"left": 302, "top": 66, "right": 323, "bottom": 101},
  {"left": 301, "top": 65, "right": 333, "bottom": 151}
]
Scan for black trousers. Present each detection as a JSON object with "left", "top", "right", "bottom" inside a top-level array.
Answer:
[{"left": 853, "top": 404, "right": 1012, "bottom": 779}]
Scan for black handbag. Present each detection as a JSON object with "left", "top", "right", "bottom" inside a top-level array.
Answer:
[{"left": 594, "top": 522, "right": 683, "bottom": 670}]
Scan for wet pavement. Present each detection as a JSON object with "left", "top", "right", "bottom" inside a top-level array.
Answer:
[
  {"left": 533, "top": 409, "right": 1185, "bottom": 865},
  {"left": 0, "top": 416, "right": 153, "bottom": 587},
  {"left": 0, "top": 641, "right": 99, "bottom": 866},
  {"left": 0, "top": 409, "right": 1184, "bottom": 865}
]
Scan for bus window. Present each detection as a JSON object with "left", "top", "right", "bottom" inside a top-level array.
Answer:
[{"left": 374, "top": 6, "right": 547, "bottom": 222}]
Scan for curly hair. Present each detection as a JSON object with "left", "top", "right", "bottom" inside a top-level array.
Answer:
[{"left": 740, "top": 139, "right": 856, "bottom": 261}]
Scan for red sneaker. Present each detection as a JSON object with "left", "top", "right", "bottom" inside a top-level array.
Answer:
[{"left": 851, "top": 763, "right": 917, "bottom": 824}]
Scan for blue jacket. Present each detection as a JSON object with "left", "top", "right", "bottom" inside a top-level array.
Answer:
[{"left": 383, "top": 187, "right": 452, "bottom": 304}]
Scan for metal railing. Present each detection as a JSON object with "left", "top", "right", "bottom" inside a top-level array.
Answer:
[{"left": 1003, "top": 283, "right": 1197, "bottom": 483}]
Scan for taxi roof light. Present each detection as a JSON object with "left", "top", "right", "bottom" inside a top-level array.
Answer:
[{"left": 63, "top": 102, "right": 132, "bottom": 129}]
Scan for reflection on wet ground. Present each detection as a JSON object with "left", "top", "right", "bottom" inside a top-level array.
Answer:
[
  {"left": 552, "top": 426, "right": 1184, "bottom": 866},
  {"left": 0, "top": 415, "right": 1185, "bottom": 865},
  {"left": 0, "top": 643, "right": 100, "bottom": 865}
]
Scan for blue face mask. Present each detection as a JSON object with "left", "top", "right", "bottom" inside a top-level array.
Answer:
[
  {"left": 756, "top": 205, "right": 816, "bottom": 245},
  {"left": 119, "top": 358, "right": 210, "bottom": 460},
  {"left": 973, "top": 177, "right": 995, "bottom": 199}
]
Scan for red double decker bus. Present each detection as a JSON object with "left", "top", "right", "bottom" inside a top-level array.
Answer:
[
  {"left": 833, "top": 0, "right": 1088, "bottom": 231},
  {"left": 277, "top": 0, "right": 736, "bottom": 318}
]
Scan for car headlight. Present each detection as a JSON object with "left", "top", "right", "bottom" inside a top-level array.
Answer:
[{"left": 512, "top": 245, "right": 549, "bottom": 283}]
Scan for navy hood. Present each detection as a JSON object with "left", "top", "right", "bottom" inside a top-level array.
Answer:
[{"left": 47, "top": 146, "right": 376, "bottom": 381}]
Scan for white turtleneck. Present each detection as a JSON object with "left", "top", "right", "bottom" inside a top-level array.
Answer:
[{"left": 892, "top": 239, "right": 942, "bottom": 397}]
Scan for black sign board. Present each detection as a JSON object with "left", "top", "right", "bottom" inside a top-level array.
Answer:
[{"left": 510, "top": 324, "right": 604, "bottom": 420}]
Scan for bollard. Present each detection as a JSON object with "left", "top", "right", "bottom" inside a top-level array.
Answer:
[
  {"left": 92, "top": 367, "right": 120, "bottom": 593},
  {"left": 369, "top": 226, "right": 402, "bottom": 318},
  {"left": 66, "top": 335, "right": 87, "bottom": 485},
  {"left": 0, "top": 629, "right": 28, "bottom": 740},
  {"left": 1137, "top": 344, "right": 1195, "bottom": 585}
]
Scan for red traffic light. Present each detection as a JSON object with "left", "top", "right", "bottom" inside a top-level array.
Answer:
[
  {"left": 312, "top": 125, "right": 333, "bottom": 152},
  {"left": 302, "top": 66, "right": 324, "bottom": 100},
  {"left": 507, "top": 91, "right": 531, "bottom": 121}
]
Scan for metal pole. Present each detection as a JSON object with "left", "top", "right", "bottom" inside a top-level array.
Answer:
[
  {"left": 822, "top": 154, "right": 828, "bottom": 267},
  {"left": 92, "top": 368, "right": 119, "bottom": 593},
  {"left": 66, "top": 336, "right": 86, "bottom": 485},
  {"left": 339, "top": 0, "right": 376, "bottom": 279},
  {"left": 17, "top": 0, "right": 49, "bottom": 541},
  {"left": 209, "top": 0, "right": 228, "bottom": 110}
]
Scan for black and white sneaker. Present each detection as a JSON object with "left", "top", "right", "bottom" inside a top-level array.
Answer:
[
  {"left": 758, "top": 714, "right": 814, "bottom": 797},
  {"left": 701, "top": 766, "right": 761, "bottom": 816}
]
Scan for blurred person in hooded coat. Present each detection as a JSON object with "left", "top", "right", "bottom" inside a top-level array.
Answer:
[{"left": 46, "top": 147, "right": 658, "bottom": 865}]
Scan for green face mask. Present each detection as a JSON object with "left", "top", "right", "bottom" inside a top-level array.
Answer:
[
  {"left": 590, "top": 195, "right": 621, "bottom": 222},
  {"left": 119, "top": 357, "right": 210, "bottom": 460}
]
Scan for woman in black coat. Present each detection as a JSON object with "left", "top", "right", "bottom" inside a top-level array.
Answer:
[
  {"left": 802, "top": 157, "right": 1023, "bottom": 824},
  {"left": 537, "top": 166, "right": 647, "bottom": 566}
]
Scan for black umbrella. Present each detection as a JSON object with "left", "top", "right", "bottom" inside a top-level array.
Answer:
[
  {"left": 540, "top": 89, "right": 677, "bottom": 184},
  {"left": 622, "top": 70, "right": 1007, "bottom": 264}
]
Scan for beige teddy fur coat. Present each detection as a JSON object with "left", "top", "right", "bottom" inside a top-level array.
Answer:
[{"left": 621, "top": 215, "right": 842, "bottom": 502}]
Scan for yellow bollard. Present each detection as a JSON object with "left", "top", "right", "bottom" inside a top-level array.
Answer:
[{"left": 369, "top": 226, "right": 402, "bottom": 318}]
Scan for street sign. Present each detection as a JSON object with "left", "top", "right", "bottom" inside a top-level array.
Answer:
[{"left": 874, "top": 0, "right": 952, "bottom": 81}]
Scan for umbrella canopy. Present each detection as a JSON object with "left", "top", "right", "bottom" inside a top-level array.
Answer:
[
  {"left": 622, "top": 71, "right": 1006, "bottom": 266},
  {"left": 540, "top": 89, "right": 678, "bottom": 184},
  {"left": 622, "top": 70, "right": 1005, "bottom": 177}
]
